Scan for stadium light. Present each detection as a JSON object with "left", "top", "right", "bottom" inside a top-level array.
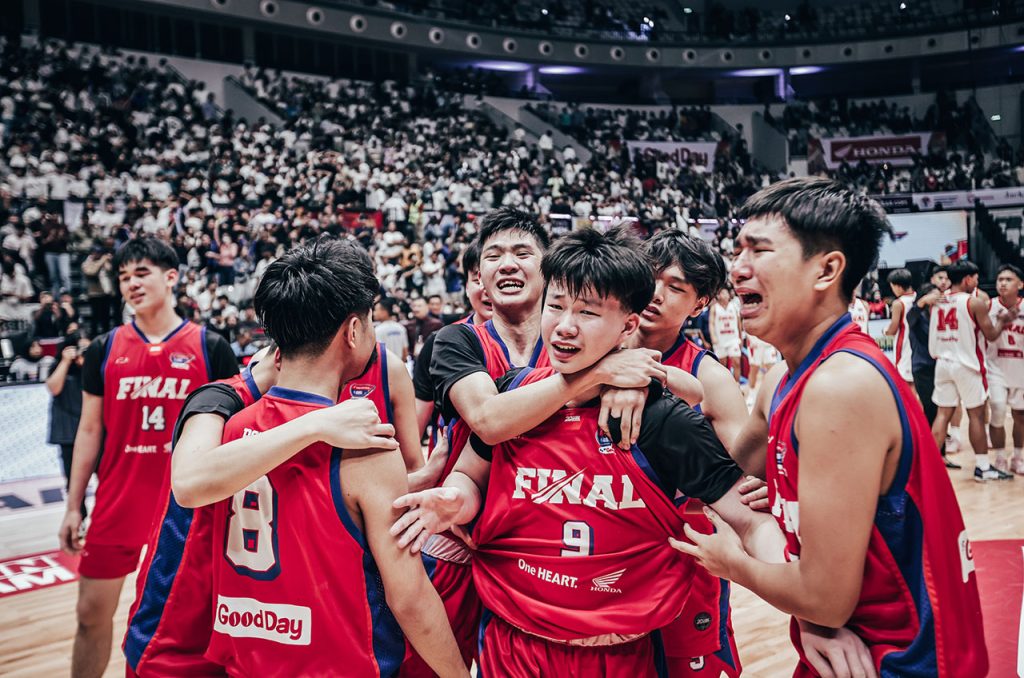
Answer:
[
  {"left": 730, "top": 68, "right": 782, "bottom": 77},
  {"left": 539, "top": 66, "right": 585, "bottom": 75},
  {"left": 790, "top": 66, "right": 825, "bottom": 75},
  {"left": 683, "top": 6, "right": 693, "bottom": 13},
  {"left": 473, "top": 61, "right": 531, "bottom": 72},
  {"left": 991, "top": 114, "right": 1002, "bottom": 121}
]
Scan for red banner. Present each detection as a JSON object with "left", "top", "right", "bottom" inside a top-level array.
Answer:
[{"left": 0, "top": 550, "right": 80, "bottom": 598}]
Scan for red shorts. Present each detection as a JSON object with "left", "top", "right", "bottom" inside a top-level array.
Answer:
[
  {"left": 399, "top": 555, "right": 480, "bottom": 677},
  {"left": 663, "top": 569, "right": 727, "bottom": 659},
  {"left": 665, "top": 623, "right": 740, "bottom": 678},
  {"left": 79, "top": 542, "right": 143, "bottom": 579},
  {"left": 479, "top": 613, "right": 664, "bottom": 678}
]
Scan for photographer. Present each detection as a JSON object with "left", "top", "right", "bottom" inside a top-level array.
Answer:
[{"left": 45, "top": 334, "right": 91, "bottom": 516}]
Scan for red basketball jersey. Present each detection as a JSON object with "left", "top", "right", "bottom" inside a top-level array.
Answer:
[
  {"left": 472, "top": 366, "right": 693, "bottom": 642},
  {"left": 90, "top": 320, "right": 210, "bottom": 550},
  {"left": 342, "top": 344, "right": 394, "bottom": 418},
  {"left": 659, "top": 333, "right": 732, "bottom": 661},
  {"left": 768, "top": 315, "right": 988, "bottom": 677},
  {"left": 207, "top": 360, "right": 402, "bottom": 675},
  {"left": 125, "top": 367, "right": 261, "bottom": 676}
]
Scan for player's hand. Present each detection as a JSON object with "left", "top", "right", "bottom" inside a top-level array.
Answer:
[
  {"left": 598, "top": 387, "right": 648, "bottom": 449},
  {"left": 305, "top": 398, "right": 398, "bottom": 451},
  {"left": 417, "top": 436, "right": 450, "bottom": 489},
  {"left": 738, "top": 475, "right": 770, "bottom": 512},
  {"left": 590, "top": 348, "right": 666, "bottom": 390},
  {"left": 390, "top": 487, "right": 466, "bottom": 553},
  {"left": 798, "top": 620, "right": 878, "bottom": 678},
  {"left": 60, "top": 346, "right": 78, "bottom": 363},
  {"left": 669, "top": 507, "right": 747, "bottom": 580},
  {"left": 58, "top": 509, "right": 84, "bottom": 555}
]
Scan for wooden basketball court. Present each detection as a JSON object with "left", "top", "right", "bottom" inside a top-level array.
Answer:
[{"left": 0, "top": 461, "right": 1020, "bottom": 677}]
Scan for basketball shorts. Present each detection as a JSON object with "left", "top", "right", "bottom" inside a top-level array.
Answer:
[
  {"left": 750, "top": 343, "right": 777, "bottom": 366},
  {"left": 932, "top": 359, "right": 987, "bottom": 410},
  {"left": 987, "top": 372, "right": 1024, "bottom": 423},
  {"left": 400, "top": 555, "right": 480, "bottom": 677},
  {"left": 665, "top": 625, "right": 740, "bottom": 678},
  {"left": 717, "top": 341, "right": 741, "bottom": 360},
  {"left": 78, "top": 541, "right": 143, "bottom": 579},
  {"left": 478, "top": 612, "right": 665, "bottom": 678},
  {"left": 662, "top": 572, "right": 726, "bottom": 660}
]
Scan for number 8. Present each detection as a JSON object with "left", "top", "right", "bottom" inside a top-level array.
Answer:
[
  {"left": 561, "top": 521, "right": 592, "bottom": 557},
  {"left": 224, "top": 475, "right": 280, "bottom": 579}
]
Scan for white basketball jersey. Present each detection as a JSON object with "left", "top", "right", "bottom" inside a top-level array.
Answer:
[
  {"left": 713, "top": 301, "right": 740, "bottom": 342},
  {"left": 986, "top": 299, "right": 1024, "bottom": 384},
  {"left": 929, "top": 292, "right": 984, "bottom": 373},
  {"left": 849, "top": 299, "right": 870, "bottom": 333},
  {"left": 894, "top": 294, "right": 915, "bottom": 373}
]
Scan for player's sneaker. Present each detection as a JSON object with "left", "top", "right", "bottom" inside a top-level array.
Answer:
[
  {"left": 943, "top": 457, "right": 962, "bottom": 469},
  {"left": 945, "top": 435, "right": 959, "bottom": 453},
  {"left": 994, "top": 456, "right": 1011, "bottom": 474},
  {"left": 1010, "top": 457, "right": 1024, "bottom": 476},
  {"left": 974, "top": 466, "right": 1014, "bottom": 482}
]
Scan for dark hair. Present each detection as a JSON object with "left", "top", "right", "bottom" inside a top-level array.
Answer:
[
  {"left": 738, "top": 177, "right": 892, "bottom": 300},
  {"left": 376, "top": 296, "right": 397, "bottom": 318},
  {"left": 113, "top": 237, "right": 179, "bottom": 272},
  {"left": 930, "top": 264, "right": 948, "bottom": 279},
  {"left": 461, "top": 239, "right": 482, "bottom": 282},
  {"left": 915, "top": 282, "right": 937, "bottom": 304},
  {"left": 477, "top": 206, "right": 551, "bottom": 252},
  {"left": 427, "top": 294, "right": 442, "bottom": 303},
  {"left": 541, "top": 226, "right": 654, "bottom": 314},
  {"left": 642, "top": 230, "right": 728, "bottom": 303},
  {"left": 997, "top": 263, "right": 1024, "bottom": 281},
  {"left": 254, "top": 237, "right": 378, "bottom": 357},
  {"left": 947, "top": 259, "right": 979, "bottom": 285},
  {"left": 887, "top": 268, "right": 913, "bottom": 289}
]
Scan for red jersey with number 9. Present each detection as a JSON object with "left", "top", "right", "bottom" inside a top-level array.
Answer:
[
  {"left": 769, "top": 315, "right": 987, "bottom": 677},
  {"left": 207, "top": 349, "right": 403, "bottom": 676},
  {"left": 471, "top": 366, "right": 693, "bottom": 643},
  {"left": 90, "top": 320, "right": 210, "bottom": 550}
]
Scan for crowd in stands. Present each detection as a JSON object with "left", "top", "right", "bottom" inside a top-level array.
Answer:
[
  {"left": 358, "top": 0, "right": 1022, "bottom": 43},
  {"left": 1, "top": 33, "right": 1023, "bottom": 383}
]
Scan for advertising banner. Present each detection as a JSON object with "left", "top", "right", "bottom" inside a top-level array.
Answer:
[{"left": 627, "top": 140, "right": 718, "bottom": 172}]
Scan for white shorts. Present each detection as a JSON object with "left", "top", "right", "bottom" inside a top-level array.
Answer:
[
  {"left": 988, "top": 372, "right": 1024, "bottom": 423},
  {"left": 717, "top": 340, "right": 741, "bottom": 359},
  {"left": 750, "top": 342, "right": 778, "bottom": 366},
  {"left": 933, "top": 359, "right": 988, "bottom": 410}
]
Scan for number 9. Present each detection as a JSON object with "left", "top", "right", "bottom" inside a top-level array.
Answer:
[{"left": 561, "top": 521, "right": 592, "bottom": 557}]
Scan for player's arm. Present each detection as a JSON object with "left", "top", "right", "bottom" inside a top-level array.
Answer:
[
  {"left": 415, "top": 398, "right": 434, "bottom": 438},
  {"left": 391, "top": 439, "right": 491, "bottom": 553},
  {"left": 58, "top": 392, "right": 103, "bottom": 554},
  {"left": 173, "top": 396, "right": 397, "bottom": 508},
  {"left": 386, "top": 348, "right": 425, "bottom": 473},
  {"left": 883, "top": 299, "right": 903, "bottom": 336},
  {"left": 971, "top": 295, "right": 1006, "bottom": 341},
  {"left": 435, "top": 325, "right": 663, "bottom": 445},
  {"left": 695, "top": 356, "right": 749, "bottom": 451},
  {"left": 728, "top": 362, "right": 785, "bottom": 477},
  {"left": 674, "top": 356, "right": 897, "bottom": 628},
  {"left": 58, "top": 336, "right": 106, "bottom": 554},
  {"left": 347, "top": 448, "right": 470, "bottom": 678},
  {"left": 663, "top": 364, "right": 704, "bottom": 406},
  {"left": 708, "top": 304, "right": 719, "bottom": 346}
]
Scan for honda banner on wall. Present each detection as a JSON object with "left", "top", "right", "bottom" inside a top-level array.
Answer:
[
  {"left": 627, "top": 140, "right": 719, "bottom": 172},
  {"left": 818, "top": 133, "right": 933, "bottom": 169}
]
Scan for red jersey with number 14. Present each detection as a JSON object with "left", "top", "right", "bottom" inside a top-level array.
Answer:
[
  {"left": 91, "top": 320, "right": 211, "bottom": 549},
  {"left": 125, "top": 367, "right": 262, "bottom": 676},
  {"left": 207, "top": 353, "right": 402, "bottom": 677},
  {"left": 472, "top": 366, "right": 693, "bottom": 643},
  {"left": 768, "top": 315, "right": 987, "bottom": 677}
]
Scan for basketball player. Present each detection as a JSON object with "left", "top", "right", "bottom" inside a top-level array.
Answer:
[
  {"left": 392, "top": 227, "right": 783, "bottom": 676},
  {"left": 57, "top": 237, "right": 237, "bottom": 678},
  {"left": 710, "top": 286, "right": 743, "bottom": 382},
  {"left": 413, "top": 209, "right": 672, "bottom": 674},
  {"left": 929, "top": 259, "right": 1011, "bottom": 481},
  {"left": 673, "top": 177, "right": 988, "bottom": 677},
  {"left": 205, "top": 238, "right": 467, "bottom": 676},
  {"left": 848, "top": 287, "right": 870, "bottom": 334},
  {"left": 986, "top": 264, "right": 1024, "bottom": 475},
  {"left": 883, "top": 268, "right": 916, "bottom": 388}
]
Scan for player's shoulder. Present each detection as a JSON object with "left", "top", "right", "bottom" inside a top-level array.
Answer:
[
  {"left": 435, "top": 320, "right": 478, "bottom": 344},
  {"left": 805, "top": 351, "right": 894, "bottom": 409}
]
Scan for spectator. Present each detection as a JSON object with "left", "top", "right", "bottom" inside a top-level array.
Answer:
[
  {"left": 39, "top": 213, "right": 70, "bottom": 295},
  {"left": 81, "top": 246, "right": 115, "bottom": 336},
  {"left": 9, "top": 339, "right": 54, "bottom": 381},
  {"left": 404, "top": 296, "right": 442, "bottom": 359},
  {"left": 45, "top": 334, "right": 91, "bottom": 516},
  {"left": 374, "top": 297, "right": 410, "bottom": 362},
  {"left": 1, "top": 256, "right": 33, "bottom": 321},
  {"left": 230, "top": 327, "right": 259, "bottom": 360}
]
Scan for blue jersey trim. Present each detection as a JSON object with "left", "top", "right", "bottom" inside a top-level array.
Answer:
[
  {"left": 662, "top": 330, "right": 690, "bottom": 363},
  {"left": 630, "top": 444, "right": 674, "bottom": 500},
  {"left": 651, "top": 628, "right": 669, "bottom": 678},
  {"left": 99, "top": 326, "right": 118, "bottom": 378},
  {"left": 130, "top": 318, "right": 188, "bottom": 345},
  {"left": 241, "top": 366, "right": 261, "bottom": 403},
  {"left": 329, "top": 448, "right": 404, "bottom": 676},
  {"left": 714, "top": 579, "right": 738, "bottom": 669},
  {"left": 484, "top": 320, "right": 512, "bottom": 366},
  {"left": 200, "top": 325, "right": 211, "bottom": 380},
  {"left": 266, "top": 386, "right": 334, "bottom": 407},
  {"left": 507, "top": 366, "right": 535, "bottom": 391},
  {"left": 477, "top": 607, "right": 496, "bottom": 678},
  {"left": 123, "top": 493, "right": 193, "bottom": 670},
  {"left": 379, "top": 344, "right": 394, "bottom": 423},
  {"left": 528, "top": 334, "right": 545, "bottom": 367},
  {"left": 770, "top": 313, "right": 852, "bottom": 422}
]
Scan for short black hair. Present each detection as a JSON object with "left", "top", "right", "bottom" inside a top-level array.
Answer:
[
  {"left": 428, "top": 294, "right": 442, "bottom": 303},
  {"left": 738, "top": 177, "right": 892, "bottom": 300},
  {"left": 254, "top": 237, "right": 377, "bottom": 357},
  {"left": 947, "top": 259, "right": 979, "bottom": 285},
  {"left": 376, "top": 297, "right": 397, "bottom": 318},
  {"left": 642, "top": 230, "right": 728, "bottom": 303},
  {"left": 113, "top": 237, "right": 179, "bottom": 272},
  {"left": 541, "top": 226, "right": 654, "bottom": 314},
  {"left": 930, "top": 264, "right": 947, "bottom": 278},
  {"left": 887, "top": 268, "right": 913, "bottom": 289},
  {"left": 461, "top": 239, "right": 482, "bottom": 282},
  {"left": 477, "top": 206, "right": 551, "bottom": 252},
  {"left": 997, "top": 263, "right": 1023, "bottom": 281}
]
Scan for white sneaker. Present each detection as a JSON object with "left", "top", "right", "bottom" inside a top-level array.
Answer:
[
  {"left": 945, "top": 435, "right": 959, "bottom": 453},
  {"left": 994, "top": 456, "right": 1011, "bottom": 474},
  {"left": 975, "top": 466, "right": 1014, "bottom": 482}
]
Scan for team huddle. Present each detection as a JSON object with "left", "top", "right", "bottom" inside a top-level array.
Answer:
[{"left": 58, "top": 177, "right": 992, "bottom": 678}]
